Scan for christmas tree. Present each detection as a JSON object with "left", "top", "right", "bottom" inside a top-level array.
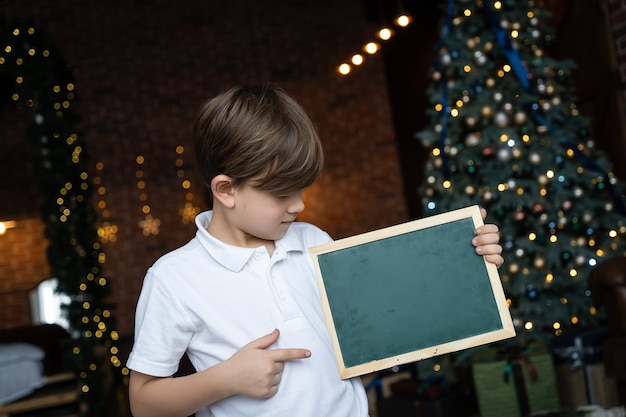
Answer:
[
  {"left": 1, "top": 18, "right": 122, "bottom": 416},
  {"left": 417, "top": 0, "right": 626, "bottom": 345}
]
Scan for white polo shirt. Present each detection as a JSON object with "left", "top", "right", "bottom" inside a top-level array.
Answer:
[{"left": 127, "top": 211, "right": 369, "bottom": 417}]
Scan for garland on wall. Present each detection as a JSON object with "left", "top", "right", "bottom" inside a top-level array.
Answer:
[{"left": 0, "top": 18, "right": 121, "bottom": 416}]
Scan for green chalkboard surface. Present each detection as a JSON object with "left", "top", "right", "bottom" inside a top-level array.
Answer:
[{"left": 309, "top": 205, "right": 515, "bottom": 378}]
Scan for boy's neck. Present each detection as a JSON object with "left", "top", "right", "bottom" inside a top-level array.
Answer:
[{"left": 207, "top": 209, "right": 276, "bottom": 256}]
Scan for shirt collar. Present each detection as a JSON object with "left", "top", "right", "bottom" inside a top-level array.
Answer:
[{"left": 194, "top": 211, "right": 306, "bottom": 272}]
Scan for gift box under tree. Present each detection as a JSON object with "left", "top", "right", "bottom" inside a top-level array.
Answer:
[
  {"left": 472, "top": 348, "right": 560, "bottom": 417},
  {"left": 550, "top": 326, "right": 620, "bottom": 408}
]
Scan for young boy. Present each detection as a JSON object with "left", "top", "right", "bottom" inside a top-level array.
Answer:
[{"left": 126, "top": 84, "right": 504, "bottom": 417}]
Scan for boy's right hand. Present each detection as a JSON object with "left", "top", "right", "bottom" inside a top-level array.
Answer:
[{"left": 225, "top": 329, "right": 311, "bottom": 399}]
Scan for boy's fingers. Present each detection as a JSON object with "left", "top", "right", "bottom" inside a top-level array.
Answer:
[
  {"left": 270, "top": 348, "right": 312, "bottom": 361},
  {"left": 248, "top": 329, "right": 280, "bottom": 350},
  {"left": 247, "top": 330, "right": 311, "bottom": 360}
]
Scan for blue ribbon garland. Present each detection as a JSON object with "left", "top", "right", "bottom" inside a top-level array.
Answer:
[
  {"left": 482, "top": 2, "right": 626, "bottom": 214},
  {"left": 433, "top": 0, "right": 626, "bottom": 214}
]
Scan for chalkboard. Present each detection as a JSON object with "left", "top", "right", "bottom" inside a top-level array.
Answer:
[{"left": 309, "top": 205, "right": 515, "bottom": 379}]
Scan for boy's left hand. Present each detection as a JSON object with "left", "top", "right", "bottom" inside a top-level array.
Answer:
[{"left": 473, "top": 208, "right": 504, "bottom": 268}]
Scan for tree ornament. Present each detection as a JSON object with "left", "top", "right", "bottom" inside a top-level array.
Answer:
[
  {"left": 497, "top": 148, "right": 512, "bottom": 162},
  {"left": 534, "top": 256, "right": 546, "bottom": 269},
  {"left": 494, "top": 112, "right": 509, "bottom": 127},
  {"left": 465, "top": 132, "right": 481, "bottom": 146},
  {"left": 514, "top": 111, "right": 527, "bottom": 125},
  {"left": 465, "top": 116, "right": 478, "bottom": 128},
  {"left": 526, "top": 287, "right": 539, "bottom": 300},
  {"left": 529, "top": 152, "right": 541, "bottom": 165},
  {"left": 475, "top": 52, "right": 487, "bottom": 66},
  {"left": 481, "top": 105, "right": 493, "bottom": 118}
]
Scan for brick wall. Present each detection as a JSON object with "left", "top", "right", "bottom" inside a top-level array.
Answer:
[
  {"left": 607, "top": 0, "right": 626, "bottom": 91},
  {"left": 0, "top": 0, "right": 409, "bottom": 334}
]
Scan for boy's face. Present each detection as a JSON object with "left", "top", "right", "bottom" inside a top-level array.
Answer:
[{"left": 230, "top": 183, "right": 305, "bottom": 243}]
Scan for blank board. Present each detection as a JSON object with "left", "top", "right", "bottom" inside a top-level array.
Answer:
[{"left": 309, "top": 205, "right": 515, "bottom": 379}]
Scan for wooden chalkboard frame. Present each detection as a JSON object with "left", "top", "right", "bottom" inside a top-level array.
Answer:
[{"left": 309, "top": 205, "right": 515, "bottom": 379}]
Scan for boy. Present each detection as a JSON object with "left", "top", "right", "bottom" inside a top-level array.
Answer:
[{"left": 127, "top": 84, "right": 504, "bottom": 417}]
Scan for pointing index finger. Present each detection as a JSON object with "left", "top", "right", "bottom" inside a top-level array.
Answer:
[{"left": 269, "top": 348, "right": 312, "bottom": 361}]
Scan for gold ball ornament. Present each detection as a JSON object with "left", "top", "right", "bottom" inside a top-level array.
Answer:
[
  {"left": 508, "top": 263, "right": 520, "bottom": 274},
  {"left": 465, "top": 116, "right": 477, "bottom": 128},
  {"left": 514, "top": 111, "right": 527, "bottom": 125}
]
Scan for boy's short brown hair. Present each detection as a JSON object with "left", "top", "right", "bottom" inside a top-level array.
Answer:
[{"left": 193, "top": 84, "right": 324, "bottom": 195}]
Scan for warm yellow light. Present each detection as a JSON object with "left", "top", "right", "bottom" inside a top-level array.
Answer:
[
  {"left": 443, "top": 180, "right": 452, "bottom": 189},
  {"left": 377, "top": 28, "right": 393, "bottom": 40},
  {"left": 363, "top": 42, "right": 379, "bottom": 54},
  {"left": 337, "top": 63, "right": 351, "bottom": 75},
  {"left": 524, "top": 321, "right": 533, "bottom": 330},
  {"left": 0, "top": 220, "right": 17, "bottom": 235},
  {"left": 351, "top": 54, "right": 364, "bottom": 65},
  {"left": 394, "top": 15, "right": 412, "bottom": 27}
]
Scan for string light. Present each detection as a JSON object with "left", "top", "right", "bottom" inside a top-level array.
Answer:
[
  {"left": 0, "top": 220, "right": 17, "bottom": 235},
  {"left": 175, "top": 145, "right": 201, "bottom": 224},
  {"left": 136, "top": 155, "right": 160, "bottom": 235},
  {"left": 94, "top": 162, "right": 118, "bottom": 243},
  {"left": 337, "top": 13, "right": 413, "bottom": 75}
]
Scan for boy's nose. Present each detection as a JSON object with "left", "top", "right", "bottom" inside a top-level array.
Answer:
[{"left": 289, "top": 194, "right": 305, "bottom": 214}]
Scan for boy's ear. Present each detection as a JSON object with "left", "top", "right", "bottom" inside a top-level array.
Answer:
[{"left": 210, "top": 175, "right": 236, "bottom": 208}]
